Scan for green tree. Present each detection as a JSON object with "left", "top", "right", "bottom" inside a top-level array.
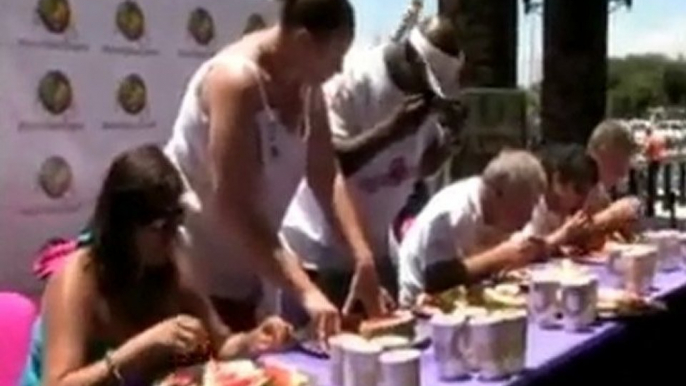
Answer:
[{"left": 663, "top": 62, "right": 686, "bottom": 105}]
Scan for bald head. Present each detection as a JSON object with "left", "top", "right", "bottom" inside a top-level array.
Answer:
[{"left": 280, "top": 0, "right": 355, "bottom": 38}]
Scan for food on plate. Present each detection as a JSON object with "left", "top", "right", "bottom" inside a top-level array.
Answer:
[
  {"left": 500, "top": 268, "right": 532, "bottom": 284},
  {"left": 203, "top": 360, "right": 269, "bottom": 386},
  {"left": 369, "top": 335, "right": 411, "bottom": 350},
  {"left": 157, "top": 370, "right": 200, "bottom": 386},
  {"left": 359, "top": 310, "right": 416, "bottom": 340},
  {"left": 483, "top": 283, "right": 526, "bottom": 308},
  {"left": 262, "top": 361, "right": 310, "bottom": 386},
  {"left": 596, "top": 288, "right": 665, "bottom": 317},
  {"left": 157, "top": 359, "right": 310, "bottom": 386}
]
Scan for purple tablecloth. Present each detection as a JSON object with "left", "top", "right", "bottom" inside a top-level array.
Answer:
[{"left": 267, "top": 267, "right": 686, "bottom": 386}]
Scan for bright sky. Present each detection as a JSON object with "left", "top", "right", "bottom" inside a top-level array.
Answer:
[{"left": 348, "top": 0, "right": 686, "bottom": 86}]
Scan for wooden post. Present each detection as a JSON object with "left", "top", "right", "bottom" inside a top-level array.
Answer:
[
  {"left": 438, "top": 0, "right": 518, "bottom": 88},
  {"left": 541, "top": 0, "right": 608, "bottom": 144}
]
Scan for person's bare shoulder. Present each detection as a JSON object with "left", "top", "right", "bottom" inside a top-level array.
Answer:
[
  {"left": 201, "top": 38, "right": 264, "bottom": 109},
  {"left": 43, "top": 248, "right": 98, "bottom": 309}
]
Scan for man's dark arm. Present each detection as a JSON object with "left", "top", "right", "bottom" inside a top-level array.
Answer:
[
  {"left": 423, "top": 259, "right": 470, "bottom": 294},
  {"left": 419, "top": 137, "right": 453, "bottom": 178},
  {"left": 333, "top": 118, "right": 406, "bottom": 176}
]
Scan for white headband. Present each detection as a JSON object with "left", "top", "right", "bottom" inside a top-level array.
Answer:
[{"left": 408, "top": 27, "right": 465, "bottom": 98}]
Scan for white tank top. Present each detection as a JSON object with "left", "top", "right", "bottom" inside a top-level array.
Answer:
[{"left": 165, "top": 54, "right": 308, "bottom": 300}]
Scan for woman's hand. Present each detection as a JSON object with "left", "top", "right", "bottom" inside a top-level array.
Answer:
[{"left": 137, "top": 314, "right": 209, "bottom": 356}]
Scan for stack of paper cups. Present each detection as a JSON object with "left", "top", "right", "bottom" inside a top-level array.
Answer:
[
  {"left": 470, "top": 314, "right": 509, "bottom": 380},
  {"left": 329, "top": 334, "right": 366, "bottom": 386},
  {"left": 499, "top": 310, "right": 528, "bottom": 374},
  {"left": 622, "top": 245, "right": 658, "bottom": 296},
  {"left": 645, "top": 230, "right": 680, "bottom": 272},
  {"left": 430, "top": 313, "right": 469, "bottom": 381},
  {"left": 454, "top": 306, "right": 488, "bottom": 372},
  {"left": 379, "top": 349, "right": 421, "bottom": 386},
  {"left": 342, "top": 339, "right": 382, "bottom": 386},
  {"left": 528, "top": 270, "right": 560, "bottom": 328},
  {"left": 560, "top": 274, "right": 598, "bottom": 332},
  {"left": 678, "top": 233, "right": 686, "bottom": 266}
]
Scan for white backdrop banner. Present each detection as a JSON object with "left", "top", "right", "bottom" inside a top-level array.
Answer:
[{"left": 0, "top": 0, "right": 278, "bottom": 296}]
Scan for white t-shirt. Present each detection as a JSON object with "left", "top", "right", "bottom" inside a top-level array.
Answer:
[
  {"left": 281, "top": 45, "right": 440, "bottom": 271},
  {"left": 398, "top": 177, "right": 510, "bottom": 306}
]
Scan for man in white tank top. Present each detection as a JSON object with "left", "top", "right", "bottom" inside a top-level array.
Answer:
[
  {"left": 165, "top": 0, "right": 386, "bottom": 339},
  {"left": 281, "top": 15, "right": 466, "bottom": 312}
]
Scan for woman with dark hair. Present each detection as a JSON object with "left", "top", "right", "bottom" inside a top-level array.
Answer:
[
  {"left": 21, "top": 145, "right": 292, "bottom": 386},
  {"left": 165, "top": 0, "right": 386, "bottom": 338}
]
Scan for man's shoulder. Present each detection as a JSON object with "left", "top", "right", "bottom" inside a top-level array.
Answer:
[
  {"left": 422, "top": 178, "right": 481, "bottom": 221},
  {"left": 326, "top": 45, "right": 394, "bottom": 97}
]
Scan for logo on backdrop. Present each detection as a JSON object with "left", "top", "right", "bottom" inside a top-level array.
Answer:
[
  {"left": 116, "top": 1, "right": 145, "bottom": 42},
  {"left": 103, "top": 1, "right": 157, "bottom": 56},
  {"left": 103, "top": 73, "right": 155, "bottom": 130},
  {"left": 17, "top": 70, "right": 83, "bottom": 131},
  {"left": 36, "top": 0, "right": 71, "bottom": 34},
  {"left": 117, "top": 74, "right": 147, "bottom": 115},
  {"left": 18, "top": 0, "right": 87, "bottom": 51},
  {"left": 242, "top": 14, "right": 267, "bottom": 36},
  {"left": 178, "top": 7, "right": 215, "bottom": 59},
  {"left": 18, "top": 155, "right": 83, "bottom": 215},
  {"left": 38, "top": 156, "right": 73, "bottom": 199},
  {"left": 188, "top": 8, "right": 215, "bottom": 46},
  {"left": 38, "top": 70, "right": 73, "bottom": 116}
]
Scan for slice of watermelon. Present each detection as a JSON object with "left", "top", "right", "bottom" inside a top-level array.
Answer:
[{"left": 262, "top": 363, "right": 309, "bottom": 386}]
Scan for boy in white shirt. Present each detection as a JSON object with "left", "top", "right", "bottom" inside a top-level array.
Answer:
[
  {"left": 522, "top": 143, "right": 599, "bottom": 251},
  {"left": 398, "top": 150, "right": 548, "bottom": 307}
]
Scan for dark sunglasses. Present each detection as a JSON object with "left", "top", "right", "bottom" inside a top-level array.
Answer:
[{"left": 142, "top": 206, "right": 185, "bottom": 232}]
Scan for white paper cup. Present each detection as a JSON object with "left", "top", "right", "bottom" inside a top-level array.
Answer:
[
  {"left": 645, "top": 231, "right": 681, "bottom": 272},
  {"left": 470, "top": 314, "right": 509, "bottom": 380},
  {"left": 379, "top": 349, "right": 421, "bottom": 386},
  {"left": 453, "top": 306, "right": 488, "bottom": 371},
  {"left": 622, "top": 245, "right": 658, "bottom": 296},
  {"left": 342, "top": 339, "right": 382, "bottom": 386},
  {"left": 429, "top": 313, "right": 469, "bottom": 380},
  {"left": 329, "top": 334, "right": 365, "bottom": 386},
  {"left": 605, "top": 248, "right": 625, "bottom": 288},
  {"left": 498, "top": 310, "right": 528, "bottom": 375},
  {"left": 370, "top": 335, "right": 411, "bottom": 351},
  {"left": 528, "top": 271, "right": 560, "bottom": 329},
  {"left": 560, "top": 275, "right": 598, "bottom": 332}
]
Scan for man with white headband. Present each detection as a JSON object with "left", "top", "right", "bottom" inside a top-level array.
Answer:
[{"left": 281, "top": 15, "right": 465, "bottom": 316}]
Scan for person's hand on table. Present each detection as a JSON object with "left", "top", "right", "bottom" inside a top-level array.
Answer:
[
  {"left": 138, "top": 314, "right": 209, "bottom": 357},
  {"left": 613, "top": 196, "right": 643, "bottom": 223},
  {"left": 343, "top": 260, "right": 394, "bottom": 319},
  {"left": 559, "top": 210, "right": 593, "bottom": 244},
  {"left": 510, "top": 236, "right": 548, "bottom": 268},
  {"left": 246, "top": 316, "right": 294, "bottom": 355},
  {"left": 301, "top": 288, "right": 340, "bottom": 344}
]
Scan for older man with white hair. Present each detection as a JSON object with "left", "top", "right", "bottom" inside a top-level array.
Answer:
[{"left": 398, "top": 150, "right": 548, "bottom": 307}]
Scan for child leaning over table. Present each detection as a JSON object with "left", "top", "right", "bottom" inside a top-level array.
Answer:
[{"left": 518, "top": 143, "right": 601, "bottom": 254}]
